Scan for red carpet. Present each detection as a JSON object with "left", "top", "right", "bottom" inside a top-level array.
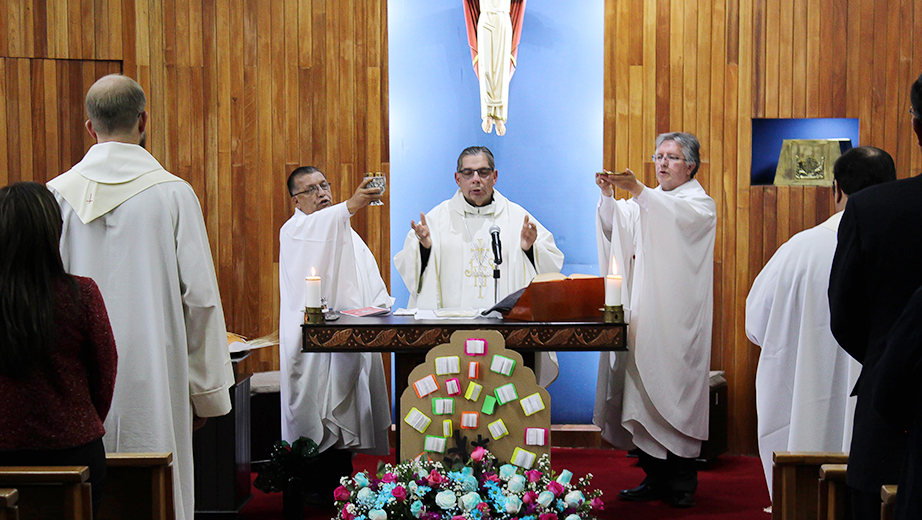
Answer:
[{"left": 239, "top": 448, "right": 770, "bottom": 519}]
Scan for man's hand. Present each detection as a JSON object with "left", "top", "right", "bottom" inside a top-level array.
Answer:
[
  {"left": 599, "top": 168, "right": 645, "bottom": 198},
  {"left": 193, "top": 415, "right": 208, "bottom": 432},
  {"left": 520, "top": 215, "right": 537, "bottom": 251},
  {"left": 411, "top": 212, "right": 432, "bottom": 249},
  {"left": 346, "top": 177, "right": 383, "bottom": 215},
  {"left": 596, "top": 172, "right": 614, "bottom": 197}
]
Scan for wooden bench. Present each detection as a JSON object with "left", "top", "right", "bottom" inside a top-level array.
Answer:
[
  {"left": 98, "top": 452, "right": 174, "bottom": 520},
  {"left": 0, "top": 466, "right": 92, "bottom": 520},
  {"left": 0, "top": 488, "right": 18, "bottom": 520},
  {"left": 818, "top": 464, "right": 848, "bottom": 520},
  {"left": 772, "top": 452, "right": 849, "bottom": 520},
  {"left": 880, "top": 485, "right": 897, "bottom": 520}
]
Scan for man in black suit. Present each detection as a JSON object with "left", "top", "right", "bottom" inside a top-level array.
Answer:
[{"left": 828, "top": 72, "right": 922, "bottom": 519}]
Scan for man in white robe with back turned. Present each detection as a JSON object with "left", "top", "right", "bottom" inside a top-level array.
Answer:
[
  {"left": 279, "top": 166, "right": 393, "bottom": 507},
  {"left": 746, "top": 146, "right": 896, "bottom": 500},
  {"left": 594, "top": 132, "right": 716, "bottom": 509},
  {"left": 47, "top": 74, "right": 233, "bottom": 520},
  {"left": 394, "top": 146, "right": 564, "bottom": 386}
]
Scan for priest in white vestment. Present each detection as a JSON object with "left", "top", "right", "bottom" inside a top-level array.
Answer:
[
  {"left": 47, "top": 74, "right": 233, "bottom": 520},
  {"left": 746, "top": 146, "right": 896, "bottom": 500},
  {"left": 594, "top": 132, "right": 716, "bottom": 509},
  {"left": 394, "top": 146, "right": 564, "bottom": 386},
  {"left": 279, "top": 166, "right": 393, "bottom": 505}
]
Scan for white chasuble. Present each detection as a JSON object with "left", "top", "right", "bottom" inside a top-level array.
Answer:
[
  {"left": 49, "top": 142, "right": 233, "bottom": 520},
  {"left": 394, "top": 189, "right": 564, "bottom": 386},
  {"left": 594, "top": 179, "right": 717, "bottom": 459},
  {"left": 279, "top": 203, "right": 393, "bottom": 455},
  {"left": 746, "top": 211, "right": 859, "bottom": 498}
]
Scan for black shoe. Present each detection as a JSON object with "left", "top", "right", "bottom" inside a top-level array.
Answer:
[
  {"left": 667, "top": 492, "right": 695, "bottom": 508},
  {"left": 619, "top": 484, "right": 662, "bottom": 502}
]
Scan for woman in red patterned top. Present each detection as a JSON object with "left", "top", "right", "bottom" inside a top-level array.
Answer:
[{"left": 0, "top": 181, "right": 117, "bottom": 517}]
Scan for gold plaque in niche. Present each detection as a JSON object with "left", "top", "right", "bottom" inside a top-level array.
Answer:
[{"left": 774, "top": 139, "right": 852, "bottom": 187}]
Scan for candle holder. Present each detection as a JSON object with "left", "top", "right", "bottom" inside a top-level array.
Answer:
[
  {"left": 603, "top": 305, "right": 625, "bottom": 324},
  {"left": 304, "top": 306, "right": 325, "bottom": 325}
]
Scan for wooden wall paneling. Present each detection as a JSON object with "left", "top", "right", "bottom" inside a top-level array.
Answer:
[
  {"left": 14, "top": 59, "right": 31, "bottom": 183},
  {"left": 602, "top": 0, "right": 615, "bottom": 167},
  {"left": 0, "top": 60, "right": 7, "bottom": 186},
  {"left": 30, "top": 59, "right": 48, "bottom": 183},
  {"left": 653, "top": 0, "right": 669, "bottom": 135},
  {"left": 791, "top": 0, "right": 806, "bottom": 116},
  {"left": 709, "top": 3, "right": 728, "bottom": 375},
  {"left": 805, "top": 0, "right": 819, "bottom": 116},
  {"left": 683, "top": 0, "right": 698, "bottom": 132},
  {"left": 774, "top": 187, "right": 790, "bottom": 251},
  {"left": 669, "top": 0, "right": 684, "bottom": 131},
  {"left": 763, "top": 0, "right": 779, "bottom": 117},
  {"left": 612, "top": 0, "right": 629, "bottom": 171},
  {"left": 751, "top": 0, "right": 765, "bottom": 117},
  {"left": 789, "top": 186, "right": 804, "bottom": 236},
  {"left": 696, "top": 0, "right": 712, "bottom": 173},
  {"left": 777, "top": 0, "right": 793, "bottom": 117},
  {"left": 761, "top": 186, "right": 777, "bottom": 265}
]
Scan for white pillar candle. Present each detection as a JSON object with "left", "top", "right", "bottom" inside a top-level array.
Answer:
[
  {"left": 305, "top": 267, "right": 321, "bottom": 308},
  {"left": 605, "top": 255, "right": 622, "bottom": 306}
]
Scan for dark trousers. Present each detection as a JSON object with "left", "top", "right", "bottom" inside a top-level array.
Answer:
[
  {"left": 637, "top": 449, "right": 698, "bottom": 494},
  {"left": 0, "top": 438, "right": 107, "bottom": 518},
  {"left": 312, "top": 448, "right": 353, "bottom": 502},
  {"left": 850, "top": 486, "right": 880, "bottom": 520}
]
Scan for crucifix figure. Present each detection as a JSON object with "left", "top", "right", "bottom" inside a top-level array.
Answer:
[{"left": 463, "top": 0, "right": 526, "bottom": 136}]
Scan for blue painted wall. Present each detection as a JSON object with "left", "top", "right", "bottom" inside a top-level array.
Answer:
[{"left": 388, "top": 1, "right": 604, "bottom": 423}]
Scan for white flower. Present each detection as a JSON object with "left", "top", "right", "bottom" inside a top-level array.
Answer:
[
  {"left": 505, "top": 495, "right": 523, "bottom": 514},
  {"left": 435, "top": 490, "right": 457, "bottom": 509},
  {"left": 537, "top": 491, "right": 555, "bottom": 507},
  {"left": 565, "top": 515, "right": 580, "bottom": 520},
  {"left": 368, "top": 509, "right": 387, "bottom": 520},
  {"left": 460, "top": 492, "right": 482, "bottom": 511},
  {"left": 564, "top": 490, "right": 585, "bottom": 507},
  {"left": 507, "top": 474, "right": 526, "bottom": 494},
  {"left": 357, "top": 487, "right": 375, "bottom": 502}
]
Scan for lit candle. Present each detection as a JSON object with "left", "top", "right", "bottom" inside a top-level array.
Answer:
[
  {"left": 605, "top": 256, "right": 622, "bottom": 306},
  {"left": 305, "top": 267, "right": 321, "bottom": 308}
]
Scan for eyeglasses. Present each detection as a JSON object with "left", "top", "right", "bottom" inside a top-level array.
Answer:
[
  {"left": 652, "top": 154, "right": 687, "bottom": 164},
  {"left": 292, "top": 182, "right": 331, "bottom": 197},
  {"left": 458, "top": 168, "right": 495, "bottom": 179}
]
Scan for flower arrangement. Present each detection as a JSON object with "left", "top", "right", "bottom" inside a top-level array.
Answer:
[
  {"left": 334, "top": 443, "right": 603, "bottom": 520},
  {"left": 254, "top": 436, "right": 321, "bottom": 494}
]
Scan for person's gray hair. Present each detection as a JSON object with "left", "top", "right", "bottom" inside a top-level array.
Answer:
[
  {"left": 85, "top": 74, "right": 146, "bottom": 136},
  {"left": 456, "top": 146, "right": 495, "bottom": 172},
  {"left": 655, "top": 132, "right": 701, "bottom": 178}
]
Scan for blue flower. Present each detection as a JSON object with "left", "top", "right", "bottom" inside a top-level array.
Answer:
[
  {"left": 435, "top": 490, "right": 457, "bottom": 509},
  {"left": 410, "top": 501, "right": 424, "bottom": 518},
  {"left": 460, "top": 475, "right": 479, "bottom": 492},
  {"left": 416, "top": 485, "right": 432, "bottom": 496},
  {"left": 499, "top": 464, "right": 518, "bottom": 480},
  {"left": 354, "top": 473, "right": 370, "bottom": 488},
  {"left": 460, "top": 492, "right": 483, "bottom": 511}
]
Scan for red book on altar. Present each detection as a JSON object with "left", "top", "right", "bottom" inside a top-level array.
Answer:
[{"left": 501, "top": 273, "right": 605, "bottom": 321}]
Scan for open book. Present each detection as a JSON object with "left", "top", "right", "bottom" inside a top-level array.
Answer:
[
  {"left": 531, "top": 272, "right": 599, "bottom": 282},
  {"left": 484, "top": 273, "right": 604, "bottom": 321},
  {"left": 227, "top": 330, "right": 279, "bottom": 354},
  {"left": 341, "top": 306, "right": 391, "bottom": 317}
]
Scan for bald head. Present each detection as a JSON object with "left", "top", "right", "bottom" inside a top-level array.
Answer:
[{"left": 85, "top": 74, "right": 147, "bottom": 143}]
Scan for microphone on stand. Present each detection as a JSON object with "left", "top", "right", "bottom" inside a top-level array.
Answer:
[
  {"left": 490, "top": 225, "right": 502, "bottom": 305},
  {"left": 490, "top": 225, "right": 503, "bottom": 265}
]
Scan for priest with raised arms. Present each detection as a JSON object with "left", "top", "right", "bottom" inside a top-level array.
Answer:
[
  {"left": 594, "top": 132, "right": 716, "bottom": 509},
  {"left": 394, "top": 146, "right": 564, "bottom": 386},
  {"left": 47, "top": 74, "right": 233, "bottom": 520},
  {"left": 745, "top": 146, "right": 896, "bottom": 501},
  {"left": 279, "top": 166, "right": 393, "bottom": 507}
]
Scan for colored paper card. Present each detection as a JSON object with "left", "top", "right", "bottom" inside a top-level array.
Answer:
[
  {"left": 488, "top": 418, "right": 509, "bottom": 440},
  {"left": 405, "top": 407, "right": 431, "bottom": 433},
  {"left": 520, "top": 393, "right": 545, "bottom": 416},
  {"left": 481, "top": 395, "right": 497, "bottom": 415},
  {"left": 445, "top": 378, "right": 462, "bottom": 396},
  {"left": 461, "top": 411, "right": 479, "bottom": 429},
  {"left": 435, "top": 356, "right": 461, "bottom": 375},
  {"left": 468, "top": 361, "right": 480, "bottom": 379},
  {"left": 490, "top": 355, "right": 516, "bottom": 376},
  {"left": 413, "top": 374, "right": 439, "bottom": 398},
  {"left": 511, "top": 447, "right": 537, "bottom": 469},
  {"left": 432, "top": 397, "right": 454, "bottom": 415},
  {"left": 464, "top": 382, "right": 483, "bottom": 402},
  {"left": 525, "top": 428, "right": 548, "bottom": 446},
  {"left": 495, "top": 383, "right": 518, "bottom": 405},
  {"left": 425, "top": 436, "right": 447, "bottom": 453},
  {"left": 442, "top": 419, "right": 453, "bottom": 437},
  {"left": 465, "top": 338, "right": 487, "bottom": 356}
]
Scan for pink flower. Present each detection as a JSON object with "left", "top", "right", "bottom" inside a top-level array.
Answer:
[
  {"left": 523, "top": 491, "right": 538, "bottom": 504},
  {"left": 382, "top": 473, "right": 397, "bottom": 483},
  {"left": 485, "top": 474, "right": 500, "bottom": 484},
  {"left": 427, "top": 469, "right": 445, "bottom": 486},
  {"left": 539, "top": 514, "right": 558, "bottom": 520},
  {"left": 342, "top": 508, "right": 355, "bottom": 520},
  {"left": 471, "top": 446, "right": 486, "bottom": 462},
  {"left": 333, "top": 486, "right": 351, "bottom": 502},
  {"left": 547, "top": 481, "right": 564, "bottom": 496},
  {"left": 526, "top": 470, "right": 542, "bottom": 483},
  {"left": 590, "top": 497, "right": 605, "bottom": 510},
  {"left": 392, "top": 486, "right": 407, "bottom": 502},
  {"left": 452, "top": 516, "right": 465, "bottom": 520},
  {"left": 476, "top": 502, "right": 490, "bottom": 512}
]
